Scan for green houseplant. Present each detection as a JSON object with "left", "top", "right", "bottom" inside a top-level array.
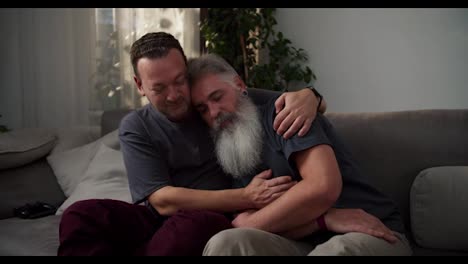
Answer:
[{"left": 201, "top": 8, "right": 315, "bottom": 91}]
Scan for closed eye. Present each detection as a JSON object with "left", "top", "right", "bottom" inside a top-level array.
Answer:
[
  {"left": 151, "top": 85, "right": 165, "bottom": 94},
  {"left": 210, "top": 91, "right": 223, "bottom": 102},
  {"left": 196, "top": 105, "right": 207, "bottom": 114},
  {"left": 174, "top": 75, "right": 187, "bottom": 86}
]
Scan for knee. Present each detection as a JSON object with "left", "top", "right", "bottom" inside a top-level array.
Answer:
[
  {"left": 60, "top": 199, "right": 116, "bottom": 232},
  {"left": 203, "top": 228, "right": 261, "bottom": 256},
  {"left": 309, "top": 232, "right": 381, "bottom": 256},
  {"left": 150, "top": 210, "right": 232, "bottom": 256},
  {"left": 61, "top": 199, "right": 106, "bottom": 219},
  {"left": 203, "top": 229, "right": 241, "bottom": 256},
  {"left": 173, "top": 210, "right": 232, "bottom": 232},
  {"left": 59, "top": 200, "right": 101, "bottom": 242}
]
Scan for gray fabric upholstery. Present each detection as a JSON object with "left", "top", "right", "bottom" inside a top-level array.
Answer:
[
  {"left": 410, "top": 166, "right": 468, "bottom": 251},
  {"left": 325, "top": 109, "right": 468, "bottom": 239},
  {"left": 0, "top": 158, "right": 66, "bottom": 220},
  {"left": 0, "top": 215, "right": 61, "bottom": 256},
  {"left": 0, "top": 108, "right": 467, "bottom": 256},
  {"left": 101, "top": 109, "right": 131, "bottom": 137}
]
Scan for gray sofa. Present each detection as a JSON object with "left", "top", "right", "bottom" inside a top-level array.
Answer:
[{"left": 1, "top": 108, "right": 467, "bottom": 256}]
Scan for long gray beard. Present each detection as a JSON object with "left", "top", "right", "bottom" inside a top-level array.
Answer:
[{"left": 212, "top": 96, "right": 263, "bottom": 179}]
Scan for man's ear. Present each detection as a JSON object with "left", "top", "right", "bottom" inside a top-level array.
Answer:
[
  {"left": 233, "top": 75, "right": 246, "bottom": 91},
  {"left": 134, "top": 76, "right": 145, "bottom": 96}
]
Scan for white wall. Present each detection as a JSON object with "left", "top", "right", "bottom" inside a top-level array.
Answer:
[{"left": 277, "top": 8, "right": 468, "bottom": 112}]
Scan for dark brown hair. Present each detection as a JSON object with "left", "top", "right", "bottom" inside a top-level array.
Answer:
[{"left": 130, "top": 32, "right": 187, "bottom": 77}]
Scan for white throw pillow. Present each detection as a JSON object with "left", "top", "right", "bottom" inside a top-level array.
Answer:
[
  {"left": 47, "top": 129, "right": 119, "bottom": 196},
  {"left": 0, "top": 128, "right": 57, "bottom": 170},
  {"left": 50, "top": 126, "right": 101, "bottom": 154},
  {"left": 55, "top": 142, "right": 131, "bottom": 215}
]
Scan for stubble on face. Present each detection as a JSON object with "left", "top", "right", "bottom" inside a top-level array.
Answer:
[{"left": 136, "top": 49, "right": 192, "bottom": 122}]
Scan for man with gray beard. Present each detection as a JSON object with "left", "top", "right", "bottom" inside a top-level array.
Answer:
[
  {"left": 210, "top": 90, "right": 264, "bottom": 180},
  {"left": 189, "top": 54, "right": 412, "bottom": 256}
]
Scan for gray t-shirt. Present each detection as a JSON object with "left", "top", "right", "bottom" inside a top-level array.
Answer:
[
  {"left": 234, "top": 98, "right": 405, "bottom": 233},
  {"left": 119, "top": 106, "right": 231, "bottom": 206},
  {"left": 119, "top": 88, "right": 280, "bottom": 215}
]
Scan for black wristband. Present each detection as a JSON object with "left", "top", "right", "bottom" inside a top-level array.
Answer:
[{"left": 307, "top": 86, "right": 323, "bottom": 112}]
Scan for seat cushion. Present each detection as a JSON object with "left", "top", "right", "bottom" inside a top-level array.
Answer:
[
  {"left": 410, "top": 166, "right": 468, "bottom": 251},
  {"left": 0, "top": 215, "right": 60, "bottom": 256}
]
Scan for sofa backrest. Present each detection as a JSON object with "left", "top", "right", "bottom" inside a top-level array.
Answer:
[
  {"left": 101, "top": 108, "right": 468, "bottom": 235},
  {"left": 101, "top": 109, "right": 132, "bottom": 137},
  {"left": 325, "top": 109, "right": 468, "bottom": 235}
]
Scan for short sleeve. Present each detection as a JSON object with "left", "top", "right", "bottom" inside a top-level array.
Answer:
[
  {"left": 119, "top": 112, "right": 170, "bottom": 204},
  {"left": 263, "top": 99, "right": 333, "bottom": 161},
  {"left": 247, "top": 88, "right": 281, "bottom": 106}
]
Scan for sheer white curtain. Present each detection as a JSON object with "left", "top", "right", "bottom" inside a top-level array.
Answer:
[
  {"left": 0, "top": 8, "right": 94, "bottom": 130},
  {"left": 0, "top": 8, "right": 199, "bottom": 130},
  {"left": 90, "top": 8, "right": 200, "bottom": 124}
]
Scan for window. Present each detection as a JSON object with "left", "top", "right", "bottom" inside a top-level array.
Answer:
[{"left": 90, "top": 8, "right": 200, "bottom": 121}]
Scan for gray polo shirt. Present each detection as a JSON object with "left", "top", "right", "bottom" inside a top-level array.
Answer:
[{"left": 234, "top": 98, "right": 405, "bottom": 233}]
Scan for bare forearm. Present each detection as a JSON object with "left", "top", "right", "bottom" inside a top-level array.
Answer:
[
  {"left": 249, "top": 145, "right": 341, "bottom": 233},
  {"left": 236, "top": 180, "right": 335, "bottom": 234},
  {"left": 233, "top": 145, "right": 342, "bottom": 236},
  {"left": 149, "top": 186, "right": 251, "bottom": 216}
]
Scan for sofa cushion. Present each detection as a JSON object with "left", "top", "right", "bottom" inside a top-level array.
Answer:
[
  {"left": 50, "top": 126, "right": 101, "bottom": 154},
  {"left": 47, "top": 129, "right": 119, "bottom": 197},
  {"left": 0, "top": 128, "right": 57, "bottom": 170},
  {"left": 410, "top": 166, "right": 468, "bottom": 251},
  {"left": 56, "top": 143, "right": 131, "bottom": 215},
  {"left": 101, "top": 109, "right": 131, "bottom": 136},
  {"left": 0, "top": 215, "right": 60, "bottom": 256}
]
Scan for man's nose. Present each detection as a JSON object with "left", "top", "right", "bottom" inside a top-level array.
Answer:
[
  {"left": 166, "top": 85, "right": 180, "bottom": 102},
  {"left": 209, "top": 105, "right": 220, "bottom": 121}
]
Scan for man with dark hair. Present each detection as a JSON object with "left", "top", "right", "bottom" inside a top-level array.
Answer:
[
  {"left": 188, "top": 54, "right": 413, "bottom": 256},
  {"left": 58, "top": 32, "right": 325, "bottom": 255}
]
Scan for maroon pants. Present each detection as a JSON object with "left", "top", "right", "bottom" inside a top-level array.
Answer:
[{"left": 58, "top": 199, "right": 232, "bottom": 256}]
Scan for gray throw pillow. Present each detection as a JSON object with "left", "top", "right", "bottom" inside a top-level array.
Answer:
[
  {"left": 0, "top": 128, "right": 57, "bottom": 170},
  {"left": 410, "top": 166, "right": 468, "bottom": 251}
]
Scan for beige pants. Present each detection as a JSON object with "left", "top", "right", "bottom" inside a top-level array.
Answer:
[{"left": 203, "top": 228, "right": 413, "bottom": 256}]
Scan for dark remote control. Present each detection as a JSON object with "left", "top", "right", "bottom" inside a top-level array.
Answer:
[{"left": 13, "top": 202, "right": 57, "bottom": 219}]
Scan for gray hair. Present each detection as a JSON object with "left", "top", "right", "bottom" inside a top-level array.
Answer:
[{"left": 187, "top": 53, "right": 239, "bottom": 87}]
